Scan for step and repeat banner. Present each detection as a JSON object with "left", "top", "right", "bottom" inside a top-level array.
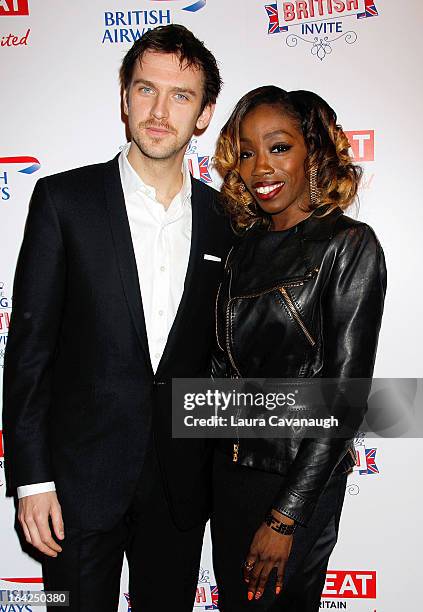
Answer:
[{"left": 1, "top": 1, "right": 422, "bottom": 610}]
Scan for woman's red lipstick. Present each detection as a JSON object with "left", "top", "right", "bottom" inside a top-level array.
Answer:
[{"left": 253, "top": 181, "right": 285, "bottom": 200}]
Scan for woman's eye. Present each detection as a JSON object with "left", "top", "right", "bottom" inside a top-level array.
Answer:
[
  {"left": 272, "top": 143, "right": 291, "bottom": 153},
  {"left": 240, "top": 151, "right": 253, "bottom": 160}
]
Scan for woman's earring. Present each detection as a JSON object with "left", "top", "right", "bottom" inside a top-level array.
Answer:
[
  {"left": 239, "top": 183, "right": 247, "bottom": 203},
  {"left": 309, "top": 166, "right": 320, "bottom": 207}
]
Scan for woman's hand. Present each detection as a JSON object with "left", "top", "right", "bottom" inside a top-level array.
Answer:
[{"left": 243, "top": 511, "right": 294, "bottom": 601}]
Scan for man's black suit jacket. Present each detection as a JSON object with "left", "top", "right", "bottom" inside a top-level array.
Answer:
[{"left": 2, "top": 155, "right": 233, "bottom": 531}]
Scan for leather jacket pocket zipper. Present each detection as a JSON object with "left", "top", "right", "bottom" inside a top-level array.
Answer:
[{"left": 278, "top": 287, "right": 316, "bottom": 346}]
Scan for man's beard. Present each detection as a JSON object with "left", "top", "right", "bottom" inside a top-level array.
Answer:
[{"left": 132, "top": 120, "right": 191, "bottom": 161}]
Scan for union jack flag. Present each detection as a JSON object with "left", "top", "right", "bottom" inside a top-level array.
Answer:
[
  {"left": 357, "top": 0, "right": 378, "bottom": 19},
  {"left": 186, "top": 154, "right": 212, "bottom": 183},
  {"left": 265, "top": 4, "right": 288, "bottom": 34},
  {"left": 359, "top": 448, "right": 379, "bottom": 475},
  {"left": 205, "top": 585, "right": 219, "bottom": 609},
  {"left": 124, "top": 592, "right": 131, "bottom": 611},
  {"left": 197, "top": 156, "right": 212, "bottom": 183}
]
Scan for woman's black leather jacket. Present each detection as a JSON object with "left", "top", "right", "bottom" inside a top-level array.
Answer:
[{"left": 212, "top": 206, "right": 387, "bottom": 526}]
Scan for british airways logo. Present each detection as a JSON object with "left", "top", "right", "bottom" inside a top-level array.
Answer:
[
  {"left": 0, "top": 156, "right": 40, "bottom": 175},
  {"left": 103, "top": 1, "right": 206, "bottom": 44},
  {"left": 0, "top": 157, "right": 40, "bottom": 203},
  {"left": 0, "top": 576, "right": 44, "bottom": 610},
  {"left": 153, "top": 0, "right": 207, "bottom": 12}
]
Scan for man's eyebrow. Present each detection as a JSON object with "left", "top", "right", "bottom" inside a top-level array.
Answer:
[
  {"left": 132, "top": 78, "right": 197, "bottom": 97},
  {"left": 240, "top": 129, "right": 295, "bottom": 143}
]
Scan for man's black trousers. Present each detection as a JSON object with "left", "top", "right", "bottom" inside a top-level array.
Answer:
[{"left": 42, "top": 437, "right": 205, "bottom": 611}]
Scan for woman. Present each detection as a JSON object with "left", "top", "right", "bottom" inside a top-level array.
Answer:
[{"left": 211, "top": 86, "right": 386, "bottom": 611}]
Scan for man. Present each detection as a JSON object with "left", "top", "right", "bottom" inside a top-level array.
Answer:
[{"left": 2, "top": 24, "right": 232, "bottom": 611}]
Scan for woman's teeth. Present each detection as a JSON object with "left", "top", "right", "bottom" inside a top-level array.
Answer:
[{"left": 255, "top": 182, "right": 284, "bottom": 194}]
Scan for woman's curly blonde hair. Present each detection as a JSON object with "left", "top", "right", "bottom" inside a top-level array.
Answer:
[{"left": 214, "top": 86, "right": 362, "bottom": 230}]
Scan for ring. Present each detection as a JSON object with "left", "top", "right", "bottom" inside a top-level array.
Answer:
[{"left": 244, "top": 560, "right": 255, "bottom": 571}]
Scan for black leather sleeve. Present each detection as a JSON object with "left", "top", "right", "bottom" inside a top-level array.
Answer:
[
  {"left": 272, "top": 224, "right": 387, "bottom": 525},
  {"left": 2, "top": 178, "right": 66, "bottom": 491}
]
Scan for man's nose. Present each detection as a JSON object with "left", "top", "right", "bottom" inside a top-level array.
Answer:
[{"left": 151, "top": 94, "right": 169, "bottom": 121}]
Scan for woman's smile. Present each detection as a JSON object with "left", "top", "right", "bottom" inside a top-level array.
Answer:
[{"left": 253, "top": 181, "right": 285, "bottom": 200}]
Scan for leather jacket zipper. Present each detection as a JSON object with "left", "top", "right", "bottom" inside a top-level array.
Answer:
[
  {"left": 215, "top": 281, "right": 224, "bottom": 352},
  {"left": 218, "top": 247, "right": 241, "bottom": 461},
  {"left": 223, "top": 247, "right": 241, "bottom": 379},
  {"left": 225, "top": 303, "right": 241, "bottom": 462},
  {"left": 233, "top": 267, "right": 320, "bottom": 300},
  {"left": 278, "top": 287, "right": 316, "bottom": 346},
  {"left": 225, "top": 300, "right": 242, "bottom": 378},
  {"left": 215, "top": 246, "right": 235, "bottom": 354},
  {"left": 229, "top": 268, "right": 318, "bottom": 349}
]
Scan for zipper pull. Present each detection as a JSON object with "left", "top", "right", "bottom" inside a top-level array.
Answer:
[
  {"left": 306, "top": 266, "right": 320, "bottom": 277},
  {"left": 232, "top": 443, "right": 239, "bottom": 462}
]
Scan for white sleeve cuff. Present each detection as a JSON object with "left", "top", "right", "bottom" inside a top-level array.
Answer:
[{"left": 17, "top": 481, "right": 56, "bottom": 498}]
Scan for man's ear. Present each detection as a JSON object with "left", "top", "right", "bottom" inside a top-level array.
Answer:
[
  {"left": 196, "top": 103, "right": 215, "bottom": 131},
  {"left": 123, "top": 89, "right": 129, "bottom": 116}
]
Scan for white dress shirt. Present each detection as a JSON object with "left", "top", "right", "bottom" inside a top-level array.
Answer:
[{"left": 17, "top": 144, "right": 192, "bottom": 498}]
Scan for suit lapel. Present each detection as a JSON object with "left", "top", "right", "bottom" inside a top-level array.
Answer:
[
  {"left": 103, "top": 156, "right": 153, "bottom": 375},
  {"left": 155, "top": 176, "right": 202, "bottom": 378}
]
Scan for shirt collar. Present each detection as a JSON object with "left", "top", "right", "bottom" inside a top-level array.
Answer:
[{"left": 118, "top": 142, "right": 192, "bottom": 205}]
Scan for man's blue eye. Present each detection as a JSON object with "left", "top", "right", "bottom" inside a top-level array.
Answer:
[{"left": 175, "top": 93, "right": 189, "bottom": 101}]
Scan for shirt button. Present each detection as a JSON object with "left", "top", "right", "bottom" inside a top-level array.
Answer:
[
  {"left": 160, "top": 266, "right": 166, "bottom": 272},
  {"left": 155, "top": 352, "right": 160, "bottom": 359},
  {"left": 158, "top": 310, "right": 164, "bottom": 316}
]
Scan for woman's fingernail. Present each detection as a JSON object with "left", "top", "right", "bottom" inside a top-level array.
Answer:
[
  {"left": 245, "top": 577, "right": 250, "bottom": 583},
  {"left": 255, "top": 591, "right": 262, "bottom": 600},
  {"left": 276, "top": 586, "right": 281, "bottom": 595},
  {"left": 248, "top": 592, "right": 254, "bottom": 601}
]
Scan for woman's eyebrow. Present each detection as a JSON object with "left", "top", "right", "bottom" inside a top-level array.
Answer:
[
  {"left": 263, "top": 129, "right": 294, "bottom": 139},
  {"left": 240, "top": 129, "right": 294, "bottom": 143}
]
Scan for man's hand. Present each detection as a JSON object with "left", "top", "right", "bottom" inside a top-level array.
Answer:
[
  {"left": 18, "top": 492, "right": 64, "bottom": 557},
  {"left": 243, "top": 511, "right": 294, "bottom": 601}
]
